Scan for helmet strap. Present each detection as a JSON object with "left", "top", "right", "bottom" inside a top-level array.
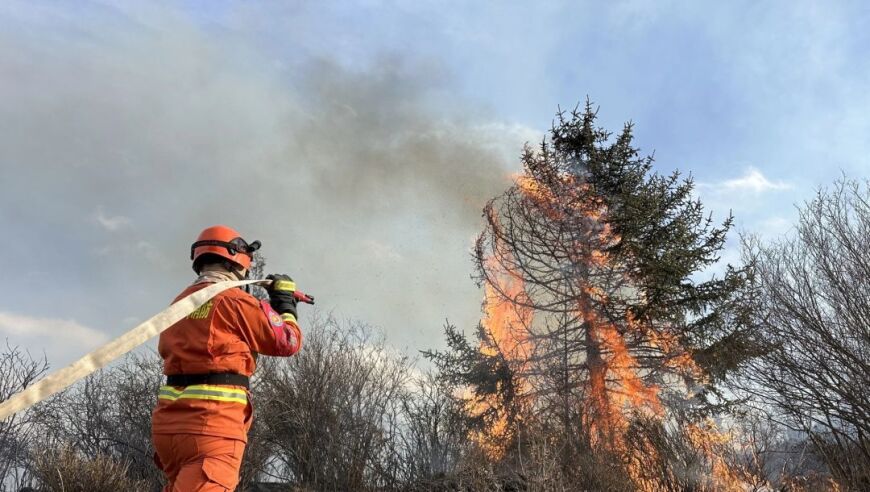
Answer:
[{"left": 220, "top": 260, "right": 246, "bottom": 280}]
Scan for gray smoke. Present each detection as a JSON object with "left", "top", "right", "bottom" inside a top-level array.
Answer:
[{"left": 0, "top": 3, "right": 538, "bottom": 364}]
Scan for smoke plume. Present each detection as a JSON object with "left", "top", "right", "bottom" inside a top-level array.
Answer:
[{"left": 0, "top": 3, "right": 538, "bottom": 363}]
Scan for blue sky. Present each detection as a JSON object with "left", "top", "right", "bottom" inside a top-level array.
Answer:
[{"left": 1, "top": 1, "right": 868, "bottom": 368}]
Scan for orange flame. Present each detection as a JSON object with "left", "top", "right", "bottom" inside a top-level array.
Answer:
[
  {"left": 480, "top": 262, "right": 533, "bottom": 361},
  {"left": 469, "top": 230, "right": 534, "bottom": 457},
  {"left": 684, "top": 419, "right": 751, "bottom": 491}
]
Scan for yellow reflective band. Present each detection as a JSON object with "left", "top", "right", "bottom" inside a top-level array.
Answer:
[
  {"left": 281, "top": 312, "right": 297, "bottom": 323},
  {"left": 274, "top": 280, "right": 296, "bottom": 292},
  {"left": 158, "top": 385, "right": 247, "bottom": 404},
  {"left": 158, "top": 394, "right": 247, "bottom": 404},
  {"left": 177, "top": 393, "right": 247, "bottom": 404},
  {"left": 166, "top": 384, "right": 246, "bottom": 395}
]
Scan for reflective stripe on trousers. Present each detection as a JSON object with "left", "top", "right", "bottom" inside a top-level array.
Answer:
[{"left": 158, "top": 385, "right": 247, "bottom": 404}]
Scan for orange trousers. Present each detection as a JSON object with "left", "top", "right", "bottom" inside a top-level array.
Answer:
[{"left": 153, "top": 434, "right": 245, "bottom": 491}]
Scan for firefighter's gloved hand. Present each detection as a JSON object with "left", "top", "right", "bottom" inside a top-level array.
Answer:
[{"left": 265, "top": 274, "right": 298, "bottom": 318}]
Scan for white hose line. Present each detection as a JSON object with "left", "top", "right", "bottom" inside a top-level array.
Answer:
[{"left": 0, "top": 279, "right": 266, "bottom": 421}]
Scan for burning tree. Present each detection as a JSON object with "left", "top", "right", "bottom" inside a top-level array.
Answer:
[{"left": 429, "top": 103, "right": 761, "bottom": 490}]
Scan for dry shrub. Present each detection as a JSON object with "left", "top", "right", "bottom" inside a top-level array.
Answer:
[
  {"left": 742, "top": 179, "right": 870, "bottom": 491},
  {"left": 253, "top": 314, "right": 412, "bottom": 490},
  {"left": 1, "top": 343, "right": 50, "bottom": 490},
  {"left": 513, "top": 421, "right": 631, "bottom": 492},
  {"left": 32, "top": 353, "right": 164, "bottom": 489},
  {"left": 780, "top": 472, "right": 843, "bottom": 492},
  {"left": 31, "top": 447, "right": 148, "bottom": 492},
  {"left": 398, "top": 374, "right": 468, "bottom": 488}
]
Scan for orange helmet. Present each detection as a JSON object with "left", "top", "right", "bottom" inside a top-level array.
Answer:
[{"left": 190, "top": 225, "right": 261, "bottom": 272}]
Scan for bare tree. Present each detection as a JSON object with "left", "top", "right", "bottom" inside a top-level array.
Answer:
[
  {"left": 0, "top": 343, "right": 49, "bottom": 492},
  {"left": 741, "top": 178, "right": 870, "bottom": 490},
  {"left": 399, "top": 373, "right": 469, "bottom": 488},
  {"left": 253, "top": 314, "right": 411, "bottom": 491}
]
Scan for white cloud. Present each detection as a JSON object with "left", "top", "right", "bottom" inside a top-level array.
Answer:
[
  {"left": 95, "top": 208, "right": 132, "bottom": 231},
  {"left": 0, "top": 311, "right": 110, "bottom": 368},
  {"left": 702, "top": 167, "right": 792, "bottom": 194}
]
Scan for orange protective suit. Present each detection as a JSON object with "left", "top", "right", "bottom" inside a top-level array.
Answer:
[{"left": 152, "top": 277, "right": 301, "bottom": 491}]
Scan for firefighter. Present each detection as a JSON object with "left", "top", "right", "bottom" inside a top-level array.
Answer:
[{"left": 151, "top": 225, "right": 302, "bottom": 491}]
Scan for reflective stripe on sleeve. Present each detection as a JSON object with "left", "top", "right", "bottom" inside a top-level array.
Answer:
[
  {"left": 281, "top": 312, "right": 297, "bottom": 324},
  {"left": 158, "top": 384, "right": 248, "bottom": 404}
]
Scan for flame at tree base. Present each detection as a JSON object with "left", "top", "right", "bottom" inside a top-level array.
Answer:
[{"left": 466, "top": 254, "right": 533, "bottom": 460}]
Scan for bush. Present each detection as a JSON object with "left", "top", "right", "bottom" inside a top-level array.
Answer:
[
  {"left": 30, "top": 447, "right": 147, "bottom": 492},
  {"left": 0, "top": 343, "right": 49, "bottom": 491},
  {"left": 253, "top": 314, "right": 412, "bottom": 490}
]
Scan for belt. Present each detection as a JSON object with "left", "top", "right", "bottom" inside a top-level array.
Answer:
[{"left": 165, "top": 373, "right": 250, "bottom": 389}]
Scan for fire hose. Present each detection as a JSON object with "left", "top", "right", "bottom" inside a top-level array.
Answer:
[{"left": 0, "top": 279, "right": 313, "bottom": 421}]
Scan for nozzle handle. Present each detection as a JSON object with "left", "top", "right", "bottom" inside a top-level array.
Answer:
[{"left": 293, "top": 291, "right": 315, "bottom": 305}]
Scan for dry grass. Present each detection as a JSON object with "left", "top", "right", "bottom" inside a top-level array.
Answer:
[{"left": 31, "top": 447, "right": 149, "bottom": 492}]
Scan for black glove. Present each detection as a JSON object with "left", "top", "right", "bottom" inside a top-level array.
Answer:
[{"left": 265, "top": 274, "right": 298, "bottom": 319}]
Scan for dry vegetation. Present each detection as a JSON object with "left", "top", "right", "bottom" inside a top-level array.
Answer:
[
  {"left": 1, "top": 316, "right": 476, "bottom": 491},
  {"left": 0, "top": 270, "right": 866, "bottom": 491},
  {"left": 0, "top": 253, "right": 864, "bottom": 491}
]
